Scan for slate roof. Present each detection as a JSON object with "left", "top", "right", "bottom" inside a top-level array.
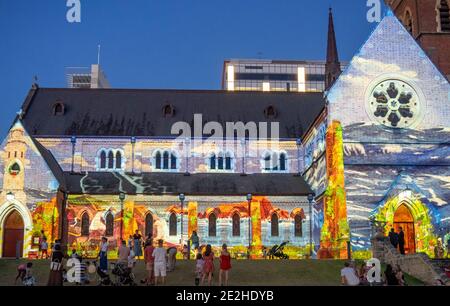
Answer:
[
  {"left": 19, "top": 87, "right": 325, "bottom": 139},
  {"left": 62, "top": 172, "right": 313, "bottom": 196}
]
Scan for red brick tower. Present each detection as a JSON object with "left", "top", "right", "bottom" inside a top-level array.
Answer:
[{"left": 385, "top": 0, "right": 450, "bottom": 79}]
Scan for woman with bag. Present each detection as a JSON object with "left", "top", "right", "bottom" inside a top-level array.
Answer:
[{"left": 47, "top": 244, "right": 64, "bottom": 286}]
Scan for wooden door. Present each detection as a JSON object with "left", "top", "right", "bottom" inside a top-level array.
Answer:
[{"left": 2, "top": 211, "right": 24, "bottom": 258}]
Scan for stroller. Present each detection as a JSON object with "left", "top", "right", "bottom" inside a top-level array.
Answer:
[
  {"left": 267, "top": 241, "right": 290, "bottom": 259},
  {"left": 93, "top": 261, "right": 112, "bottom": 286},
  {"left": 111, "top": 262, "right": 136, "bottom": 286}
]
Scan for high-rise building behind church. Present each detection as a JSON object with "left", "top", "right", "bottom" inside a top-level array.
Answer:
[
  {"left": 66, "top": 64, "right": 110, "bottom": 89},
  {"left": 386, "top": 0, "right": 450, "bottom": 79}
]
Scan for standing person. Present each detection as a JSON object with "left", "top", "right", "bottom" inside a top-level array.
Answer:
[
  {"left": 38, "top": 230, "right": 46, "bottom": 258},
  {"left": 128, "top": 246, "right": 136, "bottom": 270},
  {"left": 384, "top": 264, "right": 399, "bottom": 286},
  {"left": 127, "top": 235, "right": 133, "bottom": 248},
  {"left": 117, "top": 240, "right": 130, "bottom": 265},
  {"left": 41, "top": 238, "right": 49, "bottom": 259},
  {"left": 48, "top": 244, "right": 64, "bottom": 286},
  {"left": 15, "top": 263, "right": 27, "bottom": 285},
  {"left": 23, "top": 262, "right": 36, "bottom": 286},
  {"left": 190, "top": 231, "right": 200, "bottom": 251},
  {"left": 219, "top": 244, "right": 231, "bottom": 286},
  {"left": 195, "top": 253, "right": 205, "bottom": 286},
  {"left": 133, "top": 230, "right": 143, "bottom": 259},
  {"left": 435, "top": 238, "right": 445, "bottom": 259},
  {"left": 167, "top": 247, "right": 177, "bottom": 272},
  {"left": 358, "top": 262, "right": 370, "bottom": 285},
  {"left": 152, "top": 239, "right": 167, "bottom": 285},
  {"left": 144, "top": 233, "right": 153, "bottom": 248},
  {"left": 398, "top": 227, "right": 405, "bottom": 255},
  {"left": 144, "top": 239, "right": 155, "bottom": 285},
  {"left": 341, "top": 262, "right": 360, "bottom": 286},
  {"left": 202, "top": 244, "right": 215, "bottom": 286},
  {"left": 98, "top": 237, "right": 109, "bottom": 273},
  {"left": 388, "top": 228, "right": 399, "bottom": 250}
]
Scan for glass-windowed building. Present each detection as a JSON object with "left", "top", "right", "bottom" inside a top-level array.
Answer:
[{"left": 222, "top": 59, "right": 347, "bottom": 92}]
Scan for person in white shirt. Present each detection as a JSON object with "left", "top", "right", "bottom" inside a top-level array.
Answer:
[
  {"left": 152, "top": 239, "right": 167, "bottom": 285},
  {"left": 341, "top": 262, "right": 360, "bottom": 286},
  {"left": 128, "top": 247, "right": 136, "bottom": 269}
]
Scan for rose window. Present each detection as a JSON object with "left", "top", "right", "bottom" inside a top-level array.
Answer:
[{"left": 367, "top": 80, "right": 421, "bottom": 129}]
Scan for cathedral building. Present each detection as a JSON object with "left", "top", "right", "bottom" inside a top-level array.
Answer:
[{"left": 0, "top": 7, "right": 448, "bottom": 259}]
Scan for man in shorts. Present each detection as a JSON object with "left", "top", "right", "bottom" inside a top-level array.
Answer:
[{"left": 152, "top": 239, "right": 167, "bottom": 285}]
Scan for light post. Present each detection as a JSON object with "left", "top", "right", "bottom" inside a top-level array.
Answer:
[
  {"left": 247, "top": 193, "right": 252, "bottom": 259},
  {"left": 119, "top": 192, "right": 126, "bottom": 241},
  {"left": 307, "top": 193, "right": 315, "bottom": 258},
  {"left": 296, "top": 138, "right": 302, "bottom": 176},
  {"left": 70, "top": 136, "right": 76, "bottom": 173},
  {"left": 179, "top": 193, "right": 185, "bottom": 245}
]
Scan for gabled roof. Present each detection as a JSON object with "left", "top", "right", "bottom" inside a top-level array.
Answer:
[
  {"left": 19, "top": 87, "right": 325, "bottom": 139},
  {"left": 63, "top": 172, "right": 313, "bottom": 196}
]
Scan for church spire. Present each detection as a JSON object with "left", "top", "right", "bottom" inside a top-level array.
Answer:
[{"left": 325, "top": 8, "right": 342, "bottom": 90}]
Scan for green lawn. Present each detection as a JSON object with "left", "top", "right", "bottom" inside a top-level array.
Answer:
[{"left": 0, "top": 259, "right": 424, "bottom": 286}]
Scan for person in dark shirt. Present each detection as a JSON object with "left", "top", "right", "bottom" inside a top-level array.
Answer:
[
  {"left": 384, "top": 264, "right": 399, "bottom": 286},
  {"left": 388, "top": 228, "right": 399, "bottom": 250}
]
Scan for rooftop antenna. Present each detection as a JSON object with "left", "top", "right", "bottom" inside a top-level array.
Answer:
[{"left": 97, "top": 44, "right": 101, "bottom": 66}]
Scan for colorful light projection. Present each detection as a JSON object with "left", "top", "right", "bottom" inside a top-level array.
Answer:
[
  {"left": 372, "top": 193, "right": 438, "bottom": 257},
  {"left": 318, "top": 121, "right": 350, "bottom": 259}
]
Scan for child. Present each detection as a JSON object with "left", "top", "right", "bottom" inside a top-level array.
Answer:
[
  {"left": 195, "top": 253, "right": 204, "bottom": 286},
  {"left": 41, "top": 238, "right": 48, "bottom": 259},
  {"left": 22, "top": 262, "right": 35, "bottom": 286},
  {"left": 15, "top": 263, "right": 27, "bottom": 285},
  {"left": 219, "top": 244, "right": 231, "bottom": 286},
  {"left": 128, "top": 246, "right": 136, "bottom": 270}
]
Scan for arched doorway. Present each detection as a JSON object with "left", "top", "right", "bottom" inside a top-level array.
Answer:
[
  {"left": 393, "top": 204, "right": 415, "bottom": 254},
  {"left": 2, "top": 210, "right": 24, "bottom": 258}
]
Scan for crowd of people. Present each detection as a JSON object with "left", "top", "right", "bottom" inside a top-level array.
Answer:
[{"left": 340, "top": 261, "right": 407, "bottom": 286}]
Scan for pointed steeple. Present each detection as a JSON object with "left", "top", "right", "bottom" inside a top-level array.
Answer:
[{"left": 325, "top": 8, "right": 342, "bottom": 90}]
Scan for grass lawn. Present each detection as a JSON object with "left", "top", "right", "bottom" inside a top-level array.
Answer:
[{"left": 0, "top": 259, "right": 424, "bottom": 286}]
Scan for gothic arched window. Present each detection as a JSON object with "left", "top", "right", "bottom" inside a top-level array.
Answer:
[
  {"left": 294, "top": 214, "right": 303, "bottom": 237},
  {"left": 208, "top": 213, "right": 217, "bottom": 237},
  {"left": 279, "top": 153, "right": 287, "bottom": 172},
  {"left": 232, "top": 213, "right": 240, "bottom": 237},
  {"left": 439, "top": 0, "right": 450, "bottom": 32},
  {"left": 169, "top": 213, "right": 177, "bottom": 236},
  {"left": 81, "top": 212, "right": 90, "bottom": 236},
  {"left": 105, "top": 212, "right": 114, "bottom": 236},
  {"left": 170, "top": 152, "right": 177, "bottom": 170},
  {"left": 163, "top": 151, "right": 170, "bottom": 169},
  {"left": 225, "top": 152, "right": 232, "bottom": 170},
  {"left": 100, "top": 151, "right": 107, "bottom": 169},
  {"left": 209, "top": 153, "right": 216, "bottom": 170},
  {"left": 115, "top": 151, "right": 122, "bottom": 169},
  {"left": 271, "top": 213, "right": 279, "bottom": 237},
  {"left": 107, "top": 151, "right": 114, "bottom": 169},
  {"left": 155, "top": 151, "right": 162, "bottom": 169},
  {"left": 145, "top": 213, "right": 154, "bottom": 238}
]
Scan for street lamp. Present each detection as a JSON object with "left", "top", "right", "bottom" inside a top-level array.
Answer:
[
  {"left": 179, "top": 193, "right": 185, "bottom": 245},
  {"left": 307, "top": 193, "right": 315, "bottom": 258},
  {"left": 246, "top": 193, "right": 252, "bottom": 259},
  {"left": 119, "top": 192, "right": 126, "bottom": 240},
  {"left": 70, "top": 136, "right": 76, "bottom": 173},
  {"left": 6, "top": 192, "right": 14, "bottom": 202},
  {"left": 296, "top": 138, "right": 302, "bottom": 176}
]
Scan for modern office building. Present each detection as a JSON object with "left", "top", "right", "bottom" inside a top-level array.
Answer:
[{"left": 66, "top": 64, "right": 111, "bottom": 89}]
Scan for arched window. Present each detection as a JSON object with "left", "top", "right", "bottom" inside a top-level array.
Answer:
[
  {"left": 170, "top": 152, "right": 177, "bottom": 170},
  {"left": 115, "top": 151, "right": 122, "bottom": 169},
  {"left": 271, "top": 213, "right": 279, "bottom": 237},
  {"left": 404, "top": 10, "right": 413, "bottom": 33},
  {"left": 210, "top": 153, "right": 216, "bottom": 170},
  {"left": 279, "top": 153, "right": 287, "bottom": 171},
  {"left": 105, "top": 212, "right": 114, "bottom": 236},
  {"left": 163, "top": 151, "right": 170, "bottom": 169},
  {"left": 208, "top": 213, "right": 217, "bottom": 237},
  {"left": 218, "top": 153, "right": 224, "bottom": 170},
  {"left": 225, "top": 152, "right": 232, "bottom": 170},
  {"left": 81, "top": 212, "right": 90, "bottom": 236},
  {"left": 53, "top": 102, "right": 65, "bottom": 116},
  {"left": 107, "top": 151, "right": 114, "bottom": 169},
  {"left": 439, "top": 0, "right": 450, "bottom": 32},
  {"left": 294, "top": 214, "right": 303, "bottom": 237},
  {"left": 99, "top": 151, "right": 107, "bottom": 169},
  {"left": 263, "top": 153, "right": 271, "bottom": 171},
  {"left": 169, "top": 213, "right": 177, "bottom": 236},
  {"left": 145, "top": 213, "right": 154, "bottom": 237},
  {"left": 232, "top": 213, "right": 240, "bottom": 237},
  {"left": 155, "top": 151, "right": 162, "bottom": 169}
]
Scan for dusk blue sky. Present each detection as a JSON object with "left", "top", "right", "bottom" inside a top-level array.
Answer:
[{"left": 0, "top": 0, "right": 387, "bottom": 138}]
